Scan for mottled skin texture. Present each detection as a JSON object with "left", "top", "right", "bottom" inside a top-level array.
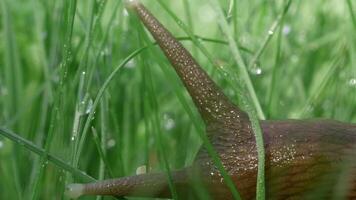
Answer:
[{"left": 72, "top": 1, "right": 356, "bottom": 200}]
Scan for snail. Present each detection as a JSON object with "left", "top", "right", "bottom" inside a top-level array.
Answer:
[{"left": 66, "top": 0, "right": 356, "bottom": 199}]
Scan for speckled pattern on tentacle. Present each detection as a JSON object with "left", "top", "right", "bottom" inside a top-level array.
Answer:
[{"left": 132, "top": 3, "right": 250, "bottom": 127}]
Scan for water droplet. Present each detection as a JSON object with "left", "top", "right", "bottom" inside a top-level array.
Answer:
[
  {"left": 85, "top": 99, "right": 93, "bottom": 114},
  {"left": 78, "top": 96, "right": 93, "bottom": 116},
  {"left": 71, "top": 136, "right": 76, "bottom": 141},
  {"left": 123, "top": 9, "right": 129, "bottom": 17},
  {"left": 125, "top": 59, "right": 136, "bottom": 69},
  {"left": 107, "top": 139, "right": 116, "bottom": 149},
  {"left": 349, "top": 78, "right": 356, "bottom": 87},
  {"left": 136, "top": 165, "right": 147, "bottom": 175},
  {"left": 164, "top": 118, "right": 175, "bottom": 130},
  {"left": 250, "top": 64, "right": 263, "bottom": 75},
  {"left": 163, "top": 113, "right": 175, "bottom": 131},
  {"left": 254, "top": 67, "right": 262, "bottom": 75},
  {"left": 268, "top": 30, "right": 274, "bottom": 35}
]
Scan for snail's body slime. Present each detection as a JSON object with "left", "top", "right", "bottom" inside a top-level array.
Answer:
[{"left": 66, "top": 1, "right": 356, "bottom": 199}]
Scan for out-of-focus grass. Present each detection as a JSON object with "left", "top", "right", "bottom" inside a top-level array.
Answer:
[{"left": 0, "top": 0, "right": 355, "bottom": 200}]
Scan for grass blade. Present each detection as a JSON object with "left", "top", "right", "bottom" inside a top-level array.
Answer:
[{"left": 0, "top": 128, "right": 95, "bottom": 182}]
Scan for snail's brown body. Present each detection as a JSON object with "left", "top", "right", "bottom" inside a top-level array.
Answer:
[
  {"left": 71, "top": 120, "right": 356, "bottom": 199},
  {"left": 66, "top": 1, "right": 356, "bottom": 199}
]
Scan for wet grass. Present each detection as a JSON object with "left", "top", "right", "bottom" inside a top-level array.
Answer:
[{"left": 0, "top": 0, "right": 355, "bottom": 199}]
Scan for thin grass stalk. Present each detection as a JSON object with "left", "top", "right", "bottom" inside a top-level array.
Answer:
[
  {"left": 209, "top": 0, "right": 266, "bottom": 120},
  {"left": 267, "top": 13, "right": 285, "bottom": 117},
  {"left": 247, "top": 0, "right": 292, "bottom": 73},
  {"left": 207, "top": 0, "right": 267, "bottom": 199},
  {"left": 0, "top": 128, "right": 95, "bottom": 182}
]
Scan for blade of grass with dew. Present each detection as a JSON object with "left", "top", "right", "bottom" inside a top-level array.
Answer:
[
  {"left": 72, "top": 2, "right": 127, "bottom": 170},
  {"left": 23, "top": 1, "right": 59, "bottom": 197},
  {"left": 69, "top": 1, "right": 99, "bottom": 151},
  {"left": 30, "top": 0, "right": 78, "bottom": 198},
  {"left": 0, "top": 128, "right": 95, "bottom": 182},
  {"left": 247, "top": 0, "right": 292, "bottom": 73},
  {"left": 70, "top": 71, "right": 86, "bottom": 159},
  {"left": 69, "top": 0, "right": 108, "bottom": 176}
]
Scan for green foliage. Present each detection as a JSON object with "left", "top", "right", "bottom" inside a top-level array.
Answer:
[{"left": 0, "top": 0, "right": 355, "bottom": 199}]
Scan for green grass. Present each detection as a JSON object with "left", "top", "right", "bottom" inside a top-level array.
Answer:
[{"left": 0, "top": 0, "right": 355, "bottom": 200}]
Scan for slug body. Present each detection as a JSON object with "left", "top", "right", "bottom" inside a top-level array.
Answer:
[{"left": 67, "top": 1, "right": 356, "bottom": 199}]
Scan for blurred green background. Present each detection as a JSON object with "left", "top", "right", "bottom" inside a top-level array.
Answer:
[{"left": 0, "top": 0, "right": 355, "bottom": 199}]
